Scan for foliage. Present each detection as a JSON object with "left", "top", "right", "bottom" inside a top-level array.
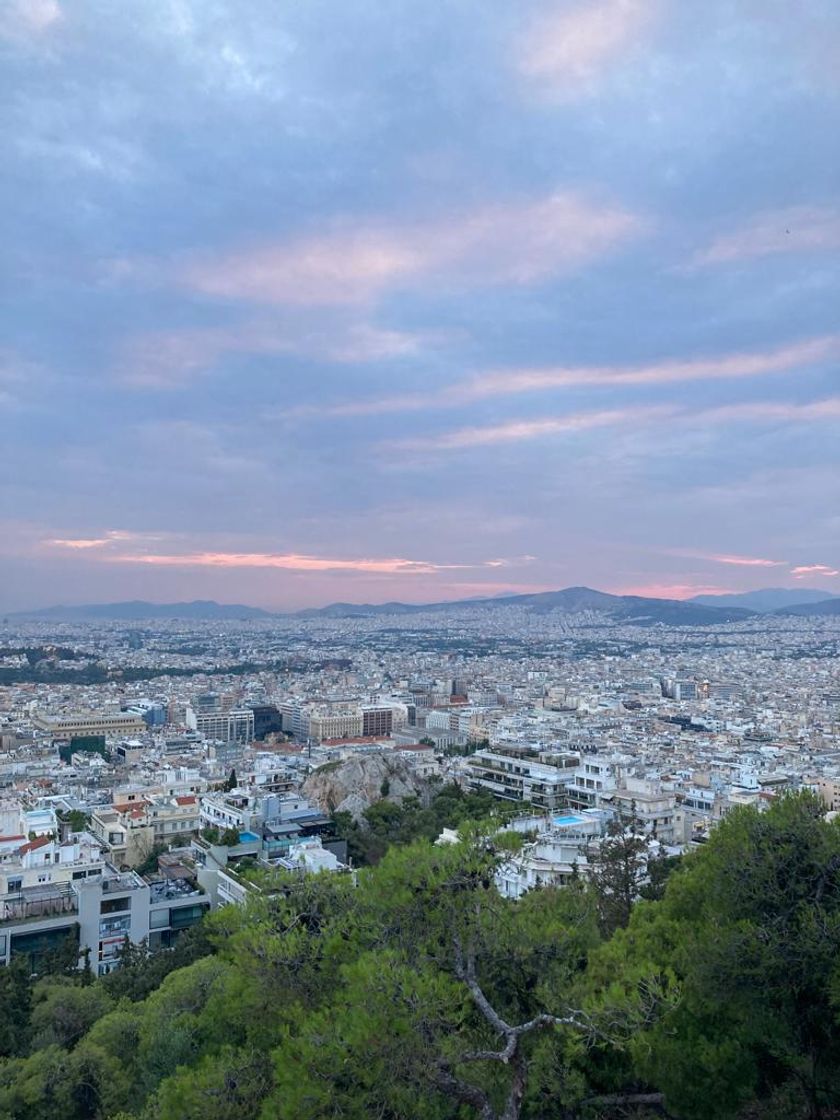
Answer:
[
  {"left": 441, "top": 737, "right": 488, "bottom": 757},
  {"left": 28, "top": 979, "right": 114, "bottom": 1051},
  {"left": 200, "top": 825, "right": 243, "bottom": 847},
  {"left": 586, "top": 792, "right": 840, "bottom": 1119},
  {"left": 0, "top": 958, "right": 33, "bottom": 1057},
  {"left": 330, "top": 781, "right": 526, "bottom": 866},
  {"left": 135, "top": 843, "right": 168, "bottom": 878},
  {"left": 0, "top": 794, "right": 838, "bottom": 1120},
  {"left": 586, "top": 807, "right": 655, "bottom": 937},
  {"left": 102, "top": 923, "right": 214, "bottom": 1003},
  {"left": 58, "top": 809, "right": 90, "bottom": 833}
]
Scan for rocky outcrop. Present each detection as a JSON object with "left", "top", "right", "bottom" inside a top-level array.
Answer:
[{"left": 302, "top": 753, "right": 430, "bottom": 820}]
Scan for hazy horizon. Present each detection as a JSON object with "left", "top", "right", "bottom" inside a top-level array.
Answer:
[
  {"left": 7, "top": 584, "right": 840, "bottom": 616},
  {"left": 2, "top": 1, "right": 838, "bottom": 611}
]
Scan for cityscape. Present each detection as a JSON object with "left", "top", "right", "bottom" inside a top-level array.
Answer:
[
  {"left": 1, "top": 587, "right": 839, "bottom": 964},
  {"left": 2, "top": 0, "right": 839, "bottom": 1117}
]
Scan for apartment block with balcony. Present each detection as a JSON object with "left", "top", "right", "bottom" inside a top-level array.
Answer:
[
  {"left": 194, "top": 790, "right": 336, "bottom": 902},
  {"left": 465, "top": 745, "right": 579, "bottom": 810},
  {"left": 496, "top": 810, "right": 609, "bottom": 898},
  {"left": 92, "top": 793, "right": 202, "bottom": 867},
  {"left": 0, "top": 860, "right": 209, "bottom": 976},
  {"left": 606, "top": 777, "right": 678, "bottom": 843},
  {"left": 565, "top": 756, "right": 618, "bottom": 810}
]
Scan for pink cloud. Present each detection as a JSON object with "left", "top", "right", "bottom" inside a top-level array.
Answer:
[
  {"left": 666, "top": 550, "right": 788, "bottom": 568},
  {"left": 42, "top": 539, "right": 534, "bottom": 578},
  {"left": 180, "top": 192, "right": 643, "bottom": 307},
  {"left": 706, "top": 554, "right": 785, "bottom": 568},
  {"left": 111, "top": 552, "right": 455, "bottom": 574},
  {"left": 477, "top": 335, "right": 840, "bottom": 395},
  {"left": 666, "top": 551, "right": 838, "bottom": 580},
  {"left": 395, "top": 405, "right": 674, "bottom": 451},
  {"left": 396, "top": 395, "right": 840, "bottom": 453},
  {"left": 519, "top": 0, "right": 660, "bottom": 98},
  {"left": 690, "top": 206, "right": 840, "bottom": 267},
  {"left": 321, "top": 334, "right": 839, "bottom": 417},
  {"left": 43, "top": 530, "right": 155, "bottom": 550}
]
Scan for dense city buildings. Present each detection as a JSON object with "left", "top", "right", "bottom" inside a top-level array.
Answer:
[{"left": 1, "top": 599, "right": 838, "bottom": 972}]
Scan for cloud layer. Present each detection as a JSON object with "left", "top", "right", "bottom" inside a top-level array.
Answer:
[
  {"left": 180, "top": 192, "right": 643, "bottom": 307},
  {"left": 1, "top": 0, "right": 838, "bottom": 609}
]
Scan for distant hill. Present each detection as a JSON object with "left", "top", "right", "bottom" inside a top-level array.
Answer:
[
  {"left": 690, "top": 588, "right": 839, "bottom": 612},
  {"left": 297, "top": 586, "right": 755, "bottom": 626},
  {"left": 774, "top": 597, "right": 840, "bottom": 617},
  {"left": 9, "top": 600, "right": 273, "bottom": 621},
  {"left": 10, "top": 586, "right": 794, "bottom": 626}
]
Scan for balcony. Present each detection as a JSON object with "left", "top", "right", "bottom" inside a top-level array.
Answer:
[{"left": 0, "top": 883, "right": 78, "bottom": 925}]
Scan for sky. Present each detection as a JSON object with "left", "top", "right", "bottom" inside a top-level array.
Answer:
[{"left": 1, "top": 0, "right": 839, "bottom": 611}]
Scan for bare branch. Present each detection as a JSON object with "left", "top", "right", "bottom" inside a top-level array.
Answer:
[
  {"left": 434, "top": 1063, "right": 495, "bottom": 1120},
  {"left": 581, "top": 1091, "right": 672, "bottom": 1117}
]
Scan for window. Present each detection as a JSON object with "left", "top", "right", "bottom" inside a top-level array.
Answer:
[
  {"left": 100, "top": 896, "right": 130, "bottom": 914},
  {"left": 99, "top": 915, "right": 131, "bottom": 936},
  {"left": 149, "top": 929, "right": 175, "bottom": 951},
  {"left": 7, "top": 878, "right": 22, "bottom": 893},
  {"left": 169, "top": 903, "right": 207, "bottom": 929},
  {"left": 149, "top": 909, "right": 169, "bottom": 929}
]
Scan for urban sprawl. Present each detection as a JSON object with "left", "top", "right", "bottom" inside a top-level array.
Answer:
[{"left": 1, "top": 605, "right": 838, "bottom": 974}]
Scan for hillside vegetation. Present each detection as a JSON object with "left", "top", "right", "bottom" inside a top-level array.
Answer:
[{"left": 1, "top": 793, "right": 839, "bottom": 1120}]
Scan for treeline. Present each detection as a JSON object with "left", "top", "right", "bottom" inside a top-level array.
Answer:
[{"left": 1, "top": 793, "right": 840, "bottom": 1119}]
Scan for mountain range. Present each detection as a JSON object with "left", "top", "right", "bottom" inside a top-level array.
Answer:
[
  {"left": 689, "top": 588, "right": 839, "bottom": 612},
  {"left": 6, "top": 586, "right": 839, "bottom": 625}
]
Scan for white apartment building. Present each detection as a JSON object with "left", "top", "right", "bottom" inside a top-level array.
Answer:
[
  {"left": 0, "top": 859, "right": 209, "bottom": 976},
  {"left": 565, "top": 756, "right": 618, "bottom": 810},
  {"left": 496, "top": 810, "right": 607, "bottom": 898},
  {"left": 193, "top": 709, "right": 254, "bottom": 744},
  {"left": 466, "top": 746, "right": 580, "bottom": 810}
]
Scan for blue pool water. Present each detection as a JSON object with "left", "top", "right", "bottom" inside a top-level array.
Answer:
[
  {"left": 553, "top": 814, "right": 585, "bottom": 827},
  {"left": 239, "top": 831, "right": 259, "bottom": 842}
]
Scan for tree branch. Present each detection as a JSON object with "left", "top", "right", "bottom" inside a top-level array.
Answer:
[
  {"left": 434, "top": 1063, "right": 495, "bottom": 1120},
  {"left": 581, "top": 1091, "right": 671, "bottom": 1117}
]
